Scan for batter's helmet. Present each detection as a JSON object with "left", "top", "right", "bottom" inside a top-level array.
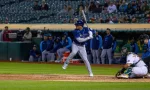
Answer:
[{"left": 75, "top": 20, "right": 84, "bottom": 26}]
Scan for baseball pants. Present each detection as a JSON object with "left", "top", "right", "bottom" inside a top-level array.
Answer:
[
  {"left": 91, "top": 49, "right": 100, "bottom": 64},
  {"left": 64, "top": 43, "right": 93, "bottom": 75},
  {"left": 57, "top": 47, "right": 70, "bottom": 61},
  {"left": 42, "top": 50, "right": 55, "bottom": 62},
  {"left": 129, "top": 66, "right": 148, "bottom": 78},
  {"left": 101, "top": 48, "right": 112, "bottom": 64}
]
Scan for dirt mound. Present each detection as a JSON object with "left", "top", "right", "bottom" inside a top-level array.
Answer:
[{"left": 0, "top": 74, "right": 150, "bottom": 82}]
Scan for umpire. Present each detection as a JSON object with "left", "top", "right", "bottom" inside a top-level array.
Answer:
[{"left": 140, "top": 34, "right": 150, "bottom": 73}]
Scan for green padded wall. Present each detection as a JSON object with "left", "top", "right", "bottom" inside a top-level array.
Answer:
[
  {"left": 32, "top": 37, "right": 42, "bottom": 51},
  {"left": 0, "top": 42, "right": 8, "bottom": 60},
  {"left": 7, "top": 42, "right": 32, "bottom": 61}
]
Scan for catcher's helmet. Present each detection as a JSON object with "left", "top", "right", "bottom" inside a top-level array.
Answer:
[
  {"left": 75, "top": 20, "right": 84, "bottom": 26},
  {"left": 121, "top": 44, "right": 131, "bottom": 55}
]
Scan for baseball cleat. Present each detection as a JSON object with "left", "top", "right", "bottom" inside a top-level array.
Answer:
[
  {"left": 62, "top": 63, "right": 68, "bottom": 70},
  {"left": 89, "top": 73, "right": 94, "bottom": 77},
  {"left": 117, "top": 74, "right": 129, "bottom": 79}
]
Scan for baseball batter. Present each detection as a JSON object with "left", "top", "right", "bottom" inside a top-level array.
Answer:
[
  {"left": 116, "top": 44, "right": 149, "bottom": 79},
  {"left": 62, "top": 20, "right": 94, "bottom": 77}
]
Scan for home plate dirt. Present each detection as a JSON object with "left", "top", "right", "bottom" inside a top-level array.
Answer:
[{"left": 0, "top": 74, "right": 150, "bottom": 82}]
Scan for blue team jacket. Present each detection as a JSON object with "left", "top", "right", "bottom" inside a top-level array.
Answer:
[
  {"left": 46, "top": 40, "right": 54, "bottom": 51},
  {"left": 40, "top": 40, "right": 50, "bottom": 52},
  {"left": 29, "top": 49, "right": 40, "bottom": 58},
  {"left": 90, "top": 35, "right": 102, "bottom": 50},
  {"left": 142, "top": 40, "right": 150, "bottom": 59},
  {"left": 112, "top": 40, "right": 117, "bottom": 52},
  {"left": 51, "top": 42, "right": 62, "bottom": 53},
  {"left": 130, "top": 42, "right": 139, "bottom": 54},
  {"left": 103, "top": 34, "right": 113, "bottom": 49},
  {"left": 73, "top": 27, "right": 91, "bottom": 45},
  {"left": 61, "top": 37, "right": 72, "bottom": 49}
]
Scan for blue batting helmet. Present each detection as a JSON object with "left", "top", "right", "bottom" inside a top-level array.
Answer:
[{"left": 75, "top": 20, "right": 84, "bottom": 26}]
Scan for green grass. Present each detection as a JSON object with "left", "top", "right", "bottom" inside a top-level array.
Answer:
[
  {"left": 0, "top": 81, "right": 150, "bottom": 90},
  {"left": 0, "top": 62, "right": 149, "bottom": 90},
  {"left": 0, "top": 62, "right": 120, "bottom": 75}
]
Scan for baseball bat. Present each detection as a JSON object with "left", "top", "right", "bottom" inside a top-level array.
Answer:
[{"left": 81, "top": 10, "right": 88, "bottom": 27}]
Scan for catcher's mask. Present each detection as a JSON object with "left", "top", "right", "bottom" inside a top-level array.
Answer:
[
  {"left": 121, "top": 47, "right": 128, "bottom": 55},
  {"left": 121, "top": 44, "right": 131, "bottom": 56}
]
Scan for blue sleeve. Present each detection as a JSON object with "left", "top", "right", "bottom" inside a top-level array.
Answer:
[
  {"left": 65, "top": 37, "right": 72, "bottom": 49},
  {"left": 40, "top": 41, "right": 43, "bottom": 52},
  {"left": 90, "top": 39, "right": 92, "bottom": 49},
  {"left": 98, "top": 35, "right": 102, "bottom": 49},
  {"left": 112, "top": 41, "right": 117, "bottom": 52},
  {"left": 73, "top": 30, "right": 80, "bottom": 38},
  {"left": 134, "top": 43, "right": 139, "bottom": 54}
]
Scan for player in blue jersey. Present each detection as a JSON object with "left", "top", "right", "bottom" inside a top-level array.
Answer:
[{"left": 62, "top": 20, "right": 94, "bottom": 77}]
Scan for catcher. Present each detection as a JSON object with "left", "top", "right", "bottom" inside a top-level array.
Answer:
[{"left": 116, "top": 44, "right": 150, "bottom": 79}]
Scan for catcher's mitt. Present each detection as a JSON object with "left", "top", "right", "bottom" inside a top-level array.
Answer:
[{"left": 115, "top": 70, "right": 122, "bottom": 78}]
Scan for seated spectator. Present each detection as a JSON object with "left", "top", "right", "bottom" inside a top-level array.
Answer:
[
  {"left": 58, "top": 5, "right": 68, "bottom": 15},
  {"left": 2, "top": 26, "right": 12, "bottom": 42},
  {"left": 127, "top": 3, "right": 134, "bottom": 14},
  {"left": 89, "top": 15, "right": 96, "bottom": 23},
  {"left": 147, "top": 14, "right": 150, "bottom": 23},
  {"left": 55, "top": 32, "right": 72, "bottom": 63},
  {"left": 112, "top": 16, "right": 118, "bottom": 23},
  {"left": 131, "top": 17, "right": 138, "bottom": 23},
  {"left": 115, "top": 1, "right": 120, "bottom": 10},
  {"left": 99, "top": 17, "right": 105, "bottom": 23},
  {"left": 89, "top": 1, "right": 96, "bottom": 12},
  {"left": 119, "top": 1, "right": 127, "bottom": 12},
  {"left": 23, "top": 27, "right": 32, "bottom": 41},
  {"left": 69, "top": 18, "right": 74, "bottom": 23},
  {"left": 102, "top": 7, "right": 108, "bottom": 13},
  {"left": 41, "top": 1, "right": 49, "bottom": 11},
  {"left": 104, "top": 0, "right": 109, "bottom": 8},
  {"left": 29, "top": 45, "right": 41, "bottom": 62},
  {"left": 141, "top": 1, "right": 149, "bottom": 14},
  {"left": 107, "top": 2, "right": 117, "bottom": 13},
  {"left": 33, "top": 1, "right": 41, "bottom": 10},
  {"left": 67, "top": 6, "right": 74, "bottom": 17},
  {"left": 93, "top": 1, "right": 102, "bottom": 13}
]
